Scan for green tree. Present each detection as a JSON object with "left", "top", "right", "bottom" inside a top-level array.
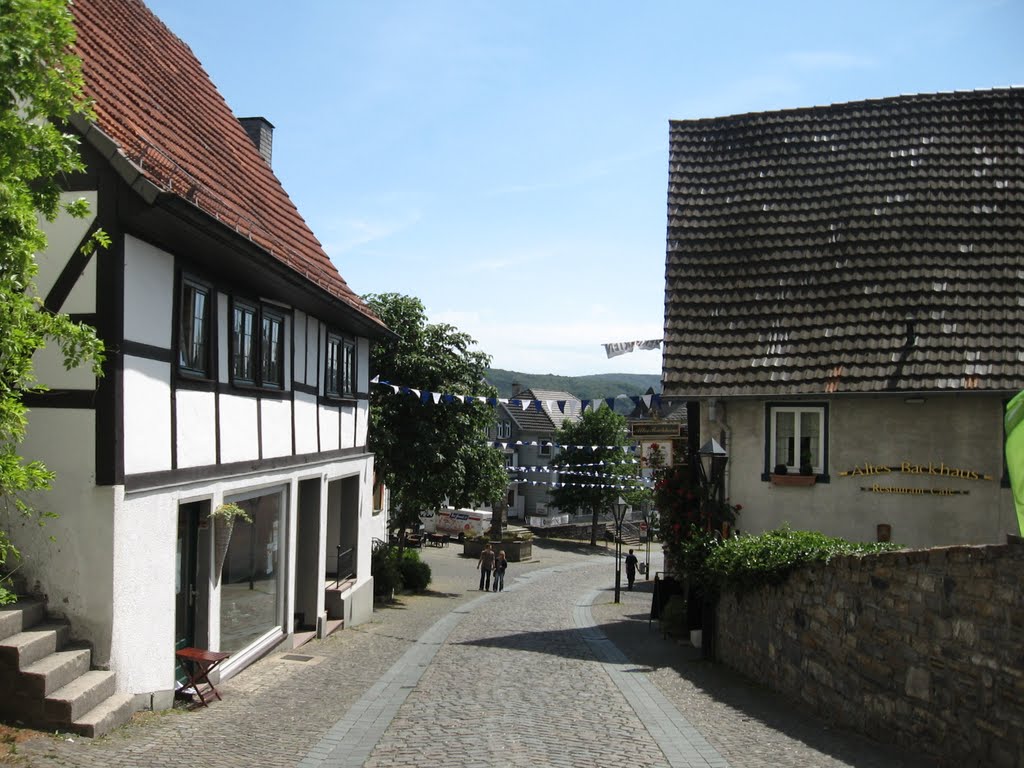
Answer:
[
  {"left": 0, "top": 0, "right": 106, "bottom": 603},
  {"left": 365, "top": 293, "right": 507, "bottom": 541},
  {"left": 548, "top": 407, "right": 636, "bottom": 545}
]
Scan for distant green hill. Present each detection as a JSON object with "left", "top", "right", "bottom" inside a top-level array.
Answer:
[{"left": 485, "top": 369, "right": 661, "bottom": 401}]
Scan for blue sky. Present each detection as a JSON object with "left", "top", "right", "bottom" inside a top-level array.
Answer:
[{"left": 145, "top": 0, "right": 1022, "bottom": 377}]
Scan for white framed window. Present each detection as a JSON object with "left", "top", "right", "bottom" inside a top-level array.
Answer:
[
  {"left": 496, "top": 420, "right": 511, "bottom": 439},
  {"left": 538, "top": 441, "right": 552, "bottom": 458},
  {"left": 767, "top": 403, "right": 827, "bottom": 475}
]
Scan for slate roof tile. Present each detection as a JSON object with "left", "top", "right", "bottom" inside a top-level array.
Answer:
[
  {"left": 70, "top": 0, "right": 387, "bottom": 332},
  {"left": 663, "top": 88, "right": 1024, "bottom": 397}
]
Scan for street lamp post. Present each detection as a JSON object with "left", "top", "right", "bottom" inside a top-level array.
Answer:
[
  {"left": 613, "top": 496, "right": 628, "bottom": 603},
  {"left": 697, "top": 438, "right": 729, "bottom": 533},
  {"left": 641, "top": 501, "right": 651, "bottom": 580}
]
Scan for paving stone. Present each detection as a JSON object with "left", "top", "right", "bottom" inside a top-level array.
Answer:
[{"left": 8, "top": 541, "right": 934, "bottom": 767}]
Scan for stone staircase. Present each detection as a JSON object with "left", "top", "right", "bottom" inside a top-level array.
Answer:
[{"left": 0, "top": 599, "right": 139, "bottom": 737}]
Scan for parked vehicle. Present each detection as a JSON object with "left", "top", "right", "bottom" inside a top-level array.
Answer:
[{"left": 419, "top": 508, "right": 493, "bottom": 540}]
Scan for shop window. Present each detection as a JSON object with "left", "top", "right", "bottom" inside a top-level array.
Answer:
[
  {"left": 178, "top": 278, "right": 211, "bottom": 377},
  {"left": 219, "top": 489, "right": 285, "bottom": 653},
  {"left": 766, "top": 403, "right": 828, "bottom": 475}
]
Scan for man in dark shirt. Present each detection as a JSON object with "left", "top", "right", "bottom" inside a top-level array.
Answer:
[{"left": 477, "top": 543, "right": 495, "bottom": 591}]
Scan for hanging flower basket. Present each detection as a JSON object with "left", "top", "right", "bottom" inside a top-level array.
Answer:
[{"left": 210, "top": 503, "right": 252, "bottom": 581}]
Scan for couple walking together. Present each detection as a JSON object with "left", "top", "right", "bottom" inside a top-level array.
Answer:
[{"left": 476, "top": 543, "right": 507, "bottom": 591}]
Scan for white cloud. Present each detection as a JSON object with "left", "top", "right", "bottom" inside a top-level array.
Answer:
[{"left": 319, "top": 210, "right": 421, "bottom": 256}]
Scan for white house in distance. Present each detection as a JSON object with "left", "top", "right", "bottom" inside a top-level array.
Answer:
[
  {"left": 661, "top": 88, "right": 1024, "bottom": 548},
  {"left": 7, "top": 0, "right": 392, "bottom": 725}
]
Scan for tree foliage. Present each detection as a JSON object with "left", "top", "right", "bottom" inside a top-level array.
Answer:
[
  {"left": 548, "top": 407, "right": 635, "bottom": 545},
  {"left": 365, "top": 293, "right": 507, "bottom": 536},
  {"left": 0, "top": 0, "right": 106, "bottom": 603}
]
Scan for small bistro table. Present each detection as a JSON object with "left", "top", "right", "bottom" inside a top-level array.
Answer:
[{"left": 175, "top": 647, "right": 230, "bottom": 707}]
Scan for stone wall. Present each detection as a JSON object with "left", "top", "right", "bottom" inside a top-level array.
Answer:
[{"left": 714, "top": 536, "right": 1024, "bottom": 767}]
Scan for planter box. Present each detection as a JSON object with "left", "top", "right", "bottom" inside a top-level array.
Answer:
[
  {"left": 462, "top": 539, "right": 532, "bottom": 562},
  {"left": 771, "top": 473, "right": 816, "bottom": 487}
]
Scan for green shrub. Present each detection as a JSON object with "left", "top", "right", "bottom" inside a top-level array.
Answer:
[
  {"left": 398, "top": 549, "right": 432, "bottom": 592},
  {"left": 702, "top": 525, "right": 901, "bottom": 594},
  {"left": 371, "top": 544, "right": 402, "bottom": 600}
]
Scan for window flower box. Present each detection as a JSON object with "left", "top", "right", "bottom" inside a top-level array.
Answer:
[{"left": 770, "top": 473, "right": 817, "bottom": 487}]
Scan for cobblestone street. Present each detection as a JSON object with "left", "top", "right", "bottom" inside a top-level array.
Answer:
[{"left": 5, "top": 541, "right": 935, "bottom": 767}]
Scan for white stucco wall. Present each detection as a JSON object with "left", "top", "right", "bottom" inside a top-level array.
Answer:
[
  {"left": 109, "top": 489, "right": 176, "bottom": 694},
  {"left": 356, "top": 400, "right": 369, "bottom": 448},
  {"left": 17, "top": 409, "right": 116, "bottom": 662},
  {"left": 219, "top": 394, "right": 259, "bottom": 463},
  {"left": 340, "top": 405, "right": 355, "bottom": 449},
  {"left": 33, "top": 191, "right": 97, "bottom": 300},
  {"left": 261, "top": 398, "right": 293, "bottom": 459},
  {"left": 123, "top": 235, "right": 173, "bottom": 348},
  {"left": 175, "top": 389, "right": 217, "bottom": 468},
  {"left": 319, "top": 406, "right": 340, "bottom": 451},
  {"left": 123, "top": 357, "right": 172, "bottom": 474},
  {"left": 294, "top": 392, "right": 319, "bottom": 454},
  {"left": 710, "top": 393, "right": 1017, "bottom": 548}
]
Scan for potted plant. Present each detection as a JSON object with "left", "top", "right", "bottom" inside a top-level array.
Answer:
[
  {"left": 210, "top": 502, "right": 252, "bottom": 580},
  {"left": 799, "top": 450, "right": 815, "bottom": 476}
]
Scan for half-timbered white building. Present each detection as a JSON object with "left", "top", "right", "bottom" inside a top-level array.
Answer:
[{"left": 8, "top": 0, "right": 392, "bottom": 717}]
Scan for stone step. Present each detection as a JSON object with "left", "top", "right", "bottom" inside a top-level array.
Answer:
[
  {"left": 21, "top": 648, "right": 93, "bottom": 698},
  {"left": 0, "top": 622, "right": 70, "bottom": 670},
  {"left": 0, "top": 600, "right": 46, "bottom": 641},
  {"left": 70, "top": 692, "right": 138, "bottom": 738},
  {"left": 45, "top": 669, "right": 116, "bottom": 723}
]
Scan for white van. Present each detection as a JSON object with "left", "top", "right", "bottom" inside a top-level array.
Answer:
[{"left": 419, "top": 508, "right": 492, "bottom": 540}]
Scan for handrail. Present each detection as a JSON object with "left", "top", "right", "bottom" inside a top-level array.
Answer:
[{"left": 335, "top": 546, "right": 355, "bottom": 582}]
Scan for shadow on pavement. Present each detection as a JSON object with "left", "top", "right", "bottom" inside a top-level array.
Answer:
[{"left": 456, "top": 583, "right": 935, "bottom": 768}]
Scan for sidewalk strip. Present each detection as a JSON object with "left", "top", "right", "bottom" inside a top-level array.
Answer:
[{"left": 575, "top": 589, "right": 730, "bottom": 768}]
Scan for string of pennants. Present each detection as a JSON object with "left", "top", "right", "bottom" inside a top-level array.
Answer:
[
  {"left": 371, "top": 376, "right": 660, "bottom": 416},
  {"left": 489, "top": 440, "right": 638, "bottom": 453},
  {"left": 509, "top": 466, "right": 652, "bottom": 489},
  {"left": 512, "top": 464, "right": 649, "bottom": 480},
  {"left": 512, "top": 475, "right": 649, "bottom": 491}
]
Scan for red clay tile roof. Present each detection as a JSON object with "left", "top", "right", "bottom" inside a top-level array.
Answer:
[
  {"left": 70, "top": 0, "right": 387, "bottom": 333},
  {"left": 663, "top": 88, "right": 1024, "bottom": 397}
]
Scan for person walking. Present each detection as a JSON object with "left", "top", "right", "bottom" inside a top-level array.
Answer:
[
  {"left": 492, "top": 550, "right": 508, "bottom": 592},
  {"left": 625, "top": 549, "right": 639, "bottom": 591},
  {"left": 477, "top": 543, "right": 495, "bottom": 591}
]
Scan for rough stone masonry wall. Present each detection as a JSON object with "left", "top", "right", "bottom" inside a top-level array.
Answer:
[{"left": 714, "top": 537, "right": 1024, "bottom": 767}]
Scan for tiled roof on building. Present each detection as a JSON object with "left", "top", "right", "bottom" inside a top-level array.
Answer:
[
  {"left": 70, "top": 0, "right": 387, "bottom": 332},
  {"left": 663, "top": 88, "right": 1024, "bottom": 397},
  {"left": 525, "top": 389, "right": 582, "bottom": 428}
]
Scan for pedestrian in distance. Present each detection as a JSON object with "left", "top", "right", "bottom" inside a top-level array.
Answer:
[
  {"left": 624, "top": 549, "right": 639, "bottom": 591},
  {"left": 477, "top": 542, "right": 495, "bottom": 591},
  {"left": 492, "top": 550, "right": 508, "bottom": 592}
]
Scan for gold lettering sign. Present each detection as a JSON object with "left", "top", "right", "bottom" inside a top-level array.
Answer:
[
  {"left": 840, "top": 461, "right": 992, "bottom": 481},
  {"left": 631, "top": 422, "right": 680, "bottom": 437},
  {"left": 861, "top": 484, "right": 969, "bottom": 496}
]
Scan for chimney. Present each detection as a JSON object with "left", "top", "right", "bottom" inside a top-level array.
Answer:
[
  {"left": 511, "top": 380, "right": 521, "bottom": 397},
  {"left": 239, "top": 116, "right": 274, "bottom": 166}
]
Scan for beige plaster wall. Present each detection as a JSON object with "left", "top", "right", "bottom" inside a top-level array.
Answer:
[{"left": 710, "top": 394, "right": 1016, "bottom": 548}]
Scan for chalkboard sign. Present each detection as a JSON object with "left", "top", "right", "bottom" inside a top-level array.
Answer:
[{"left": 649, "top": 573, "right": 682, "bottom": 620}]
